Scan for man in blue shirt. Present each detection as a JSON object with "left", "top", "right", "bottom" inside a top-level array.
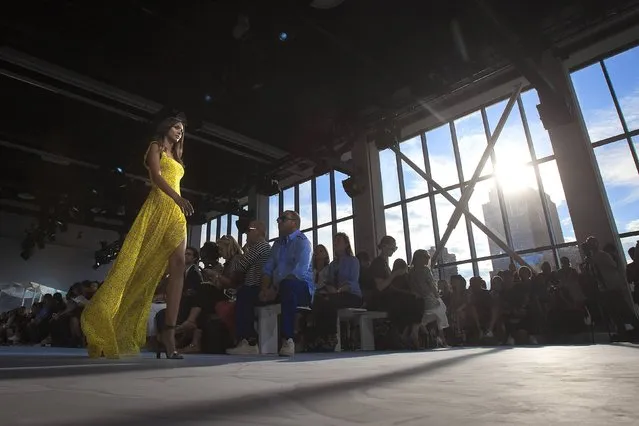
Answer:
[{"left": 260, "top": 210, "right": 313, "bottom": 356}]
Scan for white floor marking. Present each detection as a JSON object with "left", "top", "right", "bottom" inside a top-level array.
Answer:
[{"left": 0, "top": 363, "right": 138, "bottom": 371}]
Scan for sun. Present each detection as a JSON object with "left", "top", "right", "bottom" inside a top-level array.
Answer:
[{"left": 493, "top": 155, "right": 538, "bottom": 194}]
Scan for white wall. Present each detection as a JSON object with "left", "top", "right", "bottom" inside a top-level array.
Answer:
[{"left": 0, "top": 211, "right": 119, "bottom": 292}]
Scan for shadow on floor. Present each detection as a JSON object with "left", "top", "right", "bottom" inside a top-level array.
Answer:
[
  {"left": 50, "top": 347, "right": 507, "bottom": 426},
  {"left": 0, "top": 347, "right": 269, "bottom": 381}
]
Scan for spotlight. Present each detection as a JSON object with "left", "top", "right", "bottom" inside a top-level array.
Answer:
[
  {"left": 57, "top": 221, "right": 68, "bottom": 233},
  {"left": 115, "top": 167, "right": 124, "bottom": 174},
  {"left": 235, "top": 211, "right": 254, "bottom": 234},
  {"left": 93, "top": 240, "right": 122, "bottom": 269},
  {"left": 342, "top": 176, "right": 365, "bottom": 198},
  {"left": 204, "top": 94, "right": 212, "bottom": 102},
  {"left": 257, "top": 177, "right": 280, "bottom": 196},
  {"left": 278, "top": 32, "right": 288, "bottom": 42}
]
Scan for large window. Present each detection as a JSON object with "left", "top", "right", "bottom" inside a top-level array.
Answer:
[
  {"left": 572, "top": 45, "right": 639, "bottom": 260},
  {"left": 380, "top": 44, "right": 639, "bottom": 285},
  {"left": 268, "top": 171, "right": 355, "bottom": 260},
  {"left": 380, "top": 88, "right": 580, "bottom": 285},
  {"left": 201, "top": 206, "right": 248, "bottom": 248}
]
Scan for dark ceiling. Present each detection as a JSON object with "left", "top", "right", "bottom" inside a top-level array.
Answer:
[{"left": 2, "top": 0, "right": 639, "bottom": 230}]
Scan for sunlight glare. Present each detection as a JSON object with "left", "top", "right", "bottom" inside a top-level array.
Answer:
[{"left": 494, "top": 148, "right": 538, "bottom": 194}]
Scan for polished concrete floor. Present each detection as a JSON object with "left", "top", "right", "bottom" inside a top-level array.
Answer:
[{"left": 1, "top": 344, "right": 638, "bottom": 425}]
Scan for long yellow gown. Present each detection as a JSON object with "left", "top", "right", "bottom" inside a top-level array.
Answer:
[{"left": 81, "top": 147, "right": 187, "bottom": 358}]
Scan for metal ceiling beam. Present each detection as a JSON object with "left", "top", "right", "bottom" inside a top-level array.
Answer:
[
  {"left": 0, "top": 46, "right": 288, "bottom": 160},
  {"left": 0, "top": 139, "right": 209, "bottom": 197},
  {"left": 0, "top": 67, "right": 271, "bottom": 164}
]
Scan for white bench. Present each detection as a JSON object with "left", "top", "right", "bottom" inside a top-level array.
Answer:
[
  {"left": 336, "top": 308, "right": 387, "bottom": 352},
  {"left": 254, "top": 304, "right": 312, "bottom": 355}
]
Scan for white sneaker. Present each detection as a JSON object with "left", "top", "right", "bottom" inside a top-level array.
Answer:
[
  {"left": 279, "top": 338, "right": 295, "bottom": 357},
  {"left": 226, "top": 339, "right": 259, "bottom": 355}
]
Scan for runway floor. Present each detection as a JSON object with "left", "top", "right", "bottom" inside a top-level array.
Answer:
[{"left": 1, "top": 344, "right": 638, "bottom": 425}]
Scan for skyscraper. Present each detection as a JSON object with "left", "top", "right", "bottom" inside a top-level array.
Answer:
[
  {"left": 428, "top": 246, "right": 458, "bottom": 282},
  {"left": 482, "top": 187, "right": 563, "bottom": 273}
]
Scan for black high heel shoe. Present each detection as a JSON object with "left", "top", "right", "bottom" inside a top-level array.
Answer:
[{"left": 156, "top": 325, "right": 184, "bottom": 359}]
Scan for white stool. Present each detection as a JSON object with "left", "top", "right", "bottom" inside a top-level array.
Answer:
[
  {"left": 255, "top": 304, "right": 281, "bottom": 354},
  {"left": 358, "top": 311, "right": 387, "bottom": 350},
  {"left": 335, "top": 308, "right": 366, "bottom": 352}
]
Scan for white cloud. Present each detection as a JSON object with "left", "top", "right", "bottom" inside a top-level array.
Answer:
[
  {"left": 379, "top": 65, "right": 639, "bottom": 278},
  {"left": 619, "top": 89, "right": 639, "bottom": 132},
  {"left": 626, "top": 219, "right": 639, "bottom": 233}
]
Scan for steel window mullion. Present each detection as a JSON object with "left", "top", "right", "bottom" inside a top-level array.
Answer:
[
  {"left": 330, "top": 171, "right": 338, "bottom": 237},
  {"left": 394, "top": 146, "right": 412, "bottom": 263},
  {"left": 481, "top": 107, "right": 515, "bottom": 257},
  {"left": 311, "top": 177, "right": 318, "bottom": 248},
  {"left": 449, "top": 121, "right": 478, "bottom": 276},
  {"left": 601, "top": 61, "right": 639, "bottom": 177},
  {"left": 421, "top": 132, "right": 442, "bottom": 277},
  {"left": 518, "top": 96, "right": 560, "bottom": 268}
]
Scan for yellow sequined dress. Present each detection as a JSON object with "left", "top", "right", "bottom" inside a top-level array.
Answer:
[{"left": 81, "top": 147, "right": 187, "bottom": 358}]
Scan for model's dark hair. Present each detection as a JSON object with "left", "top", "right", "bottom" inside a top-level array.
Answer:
[{"left": 153, "top": 117, "right": 185, "bottom": 166}]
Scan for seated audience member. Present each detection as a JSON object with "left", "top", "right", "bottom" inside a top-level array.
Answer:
[
  {"left": 366, "top": 245, "right": 423, "bottom": 348},
  {"left": 449, "top": 275, "right": 468, "bottom": 345},
  {"left": 311, "top": 233, "right": 362, "bottom": 350},
  {"left": 312, "top": 244, "right": 331, "bottom": 291},
  {"left": 174, "top": 243, "right": 224, "bottom": 353},
  {"left": 557, "top": 256, "right": 585, "bottom": 310},
  {"left": 467, "top": 276, "right": 492, "bottom": 340},
  {"left": 409, "top": 249, "right": 448, "bottom": 348},
  {"left": 361, "top": 236, "right": 396, "bottom": 308},
  {"left": 259, "top": 210, "right": 313, "bottom": 357},
  {"left": 146, "top": 278, "right": 168, "bottom": 349},
  {"left": 484, "top": 275, "right": 504, "bottom": 338},
  {"left": 226, "top": 221, "right": 272, "bottom": 355},
  {"left": 27, "top": 294, "right": 56, "bottom": 344},
  {"left": 48, "top": 283, "right": 85, "bottom": 347},
  {"left": 215, "top": 235, "right": 244, "bottom": 289},
  {"left": 502, "top": 266, "right": 536, "bottom": 345}
]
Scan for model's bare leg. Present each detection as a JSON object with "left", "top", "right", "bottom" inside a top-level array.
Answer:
[{"left": 160, "top": 239, "right": 186, "bottom": 357}]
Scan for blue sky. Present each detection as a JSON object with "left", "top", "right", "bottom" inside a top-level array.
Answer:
[
  {"left": 378, "top": 44, "right": 639, "bottom": 281},
  {"left": 203, "top": 44, "right": 639, "bottom": 273}
]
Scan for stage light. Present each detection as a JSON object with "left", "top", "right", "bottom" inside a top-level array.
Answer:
[
  {"left": 93, "top": 239, "right": 123, "bottom": 269},
  {"left": 279, "top": 32, "right": 288, "bottom": 41},
  {"left": 204, "top": 94, "right": 212, "bottom": 102},
  {"left": 115, "top": 167, "right": 124, "bottom": 174}
]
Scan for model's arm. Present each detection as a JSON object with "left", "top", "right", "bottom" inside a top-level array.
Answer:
[{"left": 145, "top": 142, "right": 193, "bottom": 215}]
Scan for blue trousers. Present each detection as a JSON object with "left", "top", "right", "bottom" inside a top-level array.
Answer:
[
  {"left": 235, "top": 280, "right": 311, "bottom": 341},
  {"left": 279, "top": 279, "right": 311, "bottom": 339},
  {"left": 235, "top": 285, "right": 261, "bottom": 340}
]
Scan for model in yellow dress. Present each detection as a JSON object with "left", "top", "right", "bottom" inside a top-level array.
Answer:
[{"left": 81, "top": 117, "right": 194, "bottom": 359}]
